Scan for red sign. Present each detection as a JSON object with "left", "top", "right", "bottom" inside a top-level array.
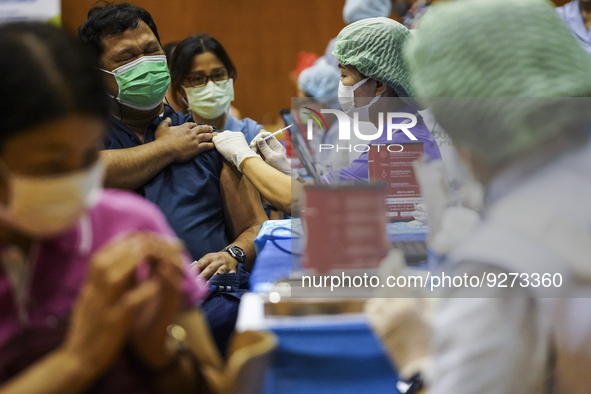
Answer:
[
  {"left": 367, "top": 143, "right": 424, "bottom": 222},
  {"left": 302, "top": 184, "right": 389, "bottom": 273}
]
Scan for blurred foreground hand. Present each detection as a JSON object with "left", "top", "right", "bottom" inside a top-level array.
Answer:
[{"left": 365, "top": 249, "right": 433, "bottom": 379}]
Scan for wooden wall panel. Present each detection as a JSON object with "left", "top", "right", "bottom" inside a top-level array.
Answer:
[
  {"left": 62, "top": 0, "right": 347, "bottom": 126},
  {"left": 553, "top": 0, "right": 571, "bottom": 6},
  {"left": 62, "top": 0, "right": 574, "bottom": 124}
]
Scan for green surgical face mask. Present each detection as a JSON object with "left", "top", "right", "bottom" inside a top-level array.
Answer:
[{"left": 101, "top": 55, "right": 171, "bottom": 111}]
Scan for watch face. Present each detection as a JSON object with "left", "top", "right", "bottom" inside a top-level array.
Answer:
[{"left": 228, "top": 246, "right": 246, "bottom": 262}]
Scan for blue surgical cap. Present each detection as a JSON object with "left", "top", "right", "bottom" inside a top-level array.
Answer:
[
  {"left": 343, "top": 0, "right": 392, "bottom": 24},
  {"left": 298, "top": 59, "right": 341, "bottom": 99}
]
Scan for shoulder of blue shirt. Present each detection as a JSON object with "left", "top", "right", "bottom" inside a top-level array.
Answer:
[
  {"left": 103, "top": 103, "right": 224, "bottom": 167},
  {"left": 224, "top": 113, "right": 264, "bottom": 144},
  {"left": 160, "top": 105, "right": 226, "bottom": 168}
]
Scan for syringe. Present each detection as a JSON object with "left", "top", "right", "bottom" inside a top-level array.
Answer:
[{"left": 264, "top": 124, "right": 293, "bottom": 141}]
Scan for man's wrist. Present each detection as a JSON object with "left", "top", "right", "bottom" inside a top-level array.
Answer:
[
  {"left": 222, "top": 245, "right": 247, "bottom": 264},
  {"left": 151, "top": 137, "right": 178, "bottom": 163}
]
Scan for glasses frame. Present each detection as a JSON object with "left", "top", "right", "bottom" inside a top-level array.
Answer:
[{"left": 184, "top": 69, "right": 230, "bottom": 88}]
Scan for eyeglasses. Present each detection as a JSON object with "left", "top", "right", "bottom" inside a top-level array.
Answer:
[{"left": 185, "top": 69, "right": 229, "bottom": 87}]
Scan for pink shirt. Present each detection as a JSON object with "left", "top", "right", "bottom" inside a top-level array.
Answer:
[{"left": 0, "top": 189, "right": 209, "bottom": 357}]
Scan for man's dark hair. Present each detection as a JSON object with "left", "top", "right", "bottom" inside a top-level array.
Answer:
[
  {"left": 0, "top": 22, "right": 108, "bottom": 148},
  {"left": 170, "top": 34, "right": 237, "bottom": 108},
  {"left": 78, "top": 1, "right": 161, "bottom": 58}
]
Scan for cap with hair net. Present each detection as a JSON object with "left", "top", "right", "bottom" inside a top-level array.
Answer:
[
  {"left": 405, "top": 0, "right": 591, "bottom": 164},
  {"left": 333, "top": 17, "right": 422, "bottom": 109},
  {"left": 343, "top": 0, "right": 391, "bottom": 24},
  {"left": 298, "top": 59, "right": 341, "bottom": 99}
]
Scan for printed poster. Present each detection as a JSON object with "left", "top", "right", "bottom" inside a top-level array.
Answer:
[{"left": 368, "top": 142, "right": 424, "bottom": 222}]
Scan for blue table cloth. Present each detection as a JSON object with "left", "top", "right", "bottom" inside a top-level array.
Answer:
[
  {"left": 249, "top": 220, "right": 410, "bottom": 393},
  {"left": 254, "top": 219, "right": 428, "bottom": 253},
  {"left": 264, "top": 321, "right": 399, "bottom": 393},
  {"left": 250, "top": 239, "right": 298, "bottom": 293},
  {"left": 386, "top": 221, "right": 429, "bottom": 242},
  {"left": 251, "top": 219, "right": 429, "bottom": 292},
  {"left": 254, "top": 219, "right": 303, "bottom": 253}
]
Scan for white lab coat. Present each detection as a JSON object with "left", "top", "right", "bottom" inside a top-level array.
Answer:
[{"left": 429, "top": 137, "right": 591, "bottom": 394}]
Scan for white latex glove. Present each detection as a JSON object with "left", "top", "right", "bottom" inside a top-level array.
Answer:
[
  {"left": 366, "top": 250, "right": 433, "bottom": 379},
  {"left": 212, "top": 131, "right": 259, "bottom": 172},
  {"left": 365, "top": 297, "right": 432, "bottom": 380},
  {"left": 250, "top": 132, "right": 291, "bottom": 175},
  {"left": 431, "top": 206, "right": 480, "bottom": 255}
]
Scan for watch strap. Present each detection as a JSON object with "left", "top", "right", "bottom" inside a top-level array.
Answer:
[
  {"left": 396, "top": 372, "right": 424, "bottom": 394},
  {"left": 222, "top": 245, "right": 246, "bottom": 264}
]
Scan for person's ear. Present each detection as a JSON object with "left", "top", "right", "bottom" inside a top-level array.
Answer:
[
  {"left": 175, "top": 86, "right": 189, "bottom": 112},
  {"left": 178, "top": 86, "right": 187, "bottom": 100},
  {"left": 375, "top": 80, "right": 388, "bottom": 97}
]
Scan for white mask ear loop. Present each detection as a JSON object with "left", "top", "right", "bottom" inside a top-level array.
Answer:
[
  {"left": 351, "top": 77, "right": 370, "bottom": 91},
  {"left": 364, "top": 92, "right": 382, "bottom": 108},
  {"left": 352, "top": 79, "right": 381, "bottom": 110},
  {"left": 180, "top": 85, "right": 190, "bottom": 110},
  {"left": 98, "top": 68, "right": 120, "bottom": 101}
]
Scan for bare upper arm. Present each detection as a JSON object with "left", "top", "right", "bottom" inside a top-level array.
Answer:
[{"left": 219, "top": 161, "right": 267, "bottom": 241}]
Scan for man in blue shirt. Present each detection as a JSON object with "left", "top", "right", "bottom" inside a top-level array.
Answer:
[
  {"left": 556, "top": 0, "right": 591, "bottom": 56},
  {"left": 78, "top": 3, "right": 267, "bottom": 279}
]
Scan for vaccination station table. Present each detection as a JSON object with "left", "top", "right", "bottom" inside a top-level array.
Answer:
[{"left": 236, "top": 219, "right": 430, "bottom": 393}]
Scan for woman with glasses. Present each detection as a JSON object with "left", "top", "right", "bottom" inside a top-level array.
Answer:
[{"left": 170, "top": 34, "right": 264, "bottom": 143}]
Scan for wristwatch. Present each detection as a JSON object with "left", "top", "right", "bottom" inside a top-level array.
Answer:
[
  {"left": 396, "top": 372, "right": 425, "bottom": 394},
  {"left": 222, "top": 245, "right": 247, "bottom": 264}
]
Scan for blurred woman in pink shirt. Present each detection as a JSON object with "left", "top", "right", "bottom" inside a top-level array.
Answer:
[{"left": 0, "top": 22, "right": 221, "bottom": 394}]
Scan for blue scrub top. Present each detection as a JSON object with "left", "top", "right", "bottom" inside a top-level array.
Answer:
[
  {"left": 224, "top": 113, "right": 264, "bottom": 144},
  {"left": 104, "top": 104, "right": 229, "bottom": 261},
  {"left": 323, "top": 107, "right": 442, "bottom": 183},
  {"left": 556, "top": 0, "right": 591, "bottom": 56}
]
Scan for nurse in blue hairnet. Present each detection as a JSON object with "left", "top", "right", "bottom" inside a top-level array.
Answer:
[{"left": 297, "top": 59, "right": 350, "bottom": 172}]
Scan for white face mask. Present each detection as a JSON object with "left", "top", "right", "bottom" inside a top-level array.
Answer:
[
  {"left": 183, "top": 78, "right": 235, "bottom": 119},
  {"left": 0, "top": 160, "right": 104, "bottom": 237},
  {"left": 338, "top": 78, "right": 382, "bottom": 122}
]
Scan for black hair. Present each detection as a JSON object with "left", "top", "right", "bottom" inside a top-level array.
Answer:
[
  {"left": 163, "top": 41, "right": 179, "bottom": 66},
  {"left": 0, "top": 22, "right": 109, "bottom": 148},
  {"left": 170, "top": 34, "right": 237, "bottom": 110},
  {"left": 78, "top": 1, "right": 161, "bottom": 58}
]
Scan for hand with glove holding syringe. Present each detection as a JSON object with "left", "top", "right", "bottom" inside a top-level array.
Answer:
[
  {"left": 249, "top": 124, "right": 296, "bottom": 178},
  {"left": 212, "top": 125, "right": 303, "bottom": 216}
]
